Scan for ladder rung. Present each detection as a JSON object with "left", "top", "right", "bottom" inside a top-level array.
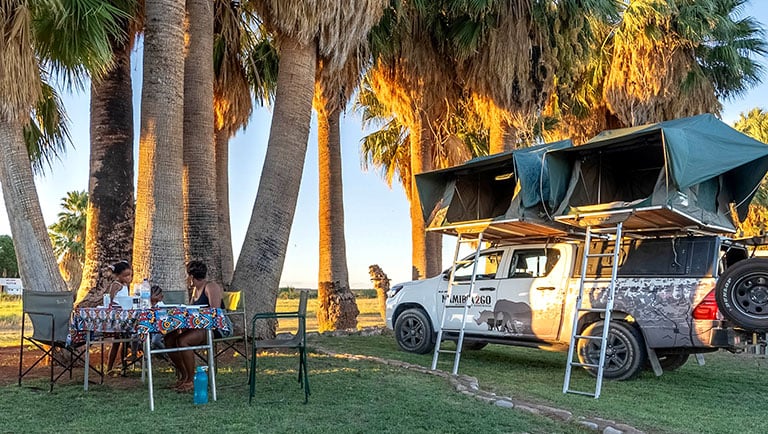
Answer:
[
  {"left": 565, "top": 389, "right": 597, "bottom": 397},
  {"left": 578, "top": 307, "right": 608, "bottom": 313},
  {"left": 586, "top": 253, "right": 614, "bottom": 258},
  {"left": 440, "top": 328, "right": 462, "bottom": 332},
  {"left": 570, "top": 362, "right": 600, "bottom": 368},
  {"left": 455, "top": 260, "right": 474, "bottom": 265},
  {"left": 458, "top": 238, "right": 478, "bottom": 243},
  {"left": 438, "top": 349, "right": 457, "bottom": 354},
  {"left": 573, "top": 334, "right": 603, "bottom": 341}
]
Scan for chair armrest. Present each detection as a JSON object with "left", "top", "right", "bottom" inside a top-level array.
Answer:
[
  {"left": 250, "top": 312, "right": 306, "bottom": 336},
  {"left": 252, "top": 311, "right": 300, "bottom": 319}
]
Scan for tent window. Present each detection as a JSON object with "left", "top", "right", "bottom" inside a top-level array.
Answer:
[
  {"left": 445, "top": 169, "right": 517, "bottom": 223},
  {"left": 569, "top": 139, "right": 665, "bottom": 206}
]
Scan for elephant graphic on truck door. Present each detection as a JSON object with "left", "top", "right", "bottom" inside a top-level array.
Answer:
[{"left": 474, "top": 300, "right": 532, "bottom": 335}]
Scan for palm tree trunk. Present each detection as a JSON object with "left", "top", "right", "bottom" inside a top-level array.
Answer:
[
  {"left": 0, "top": 117, "right": 67, "bottom": 293},
  {"left": 489, "top": 120, "right": 514, "bottom": 154},
  {"left": 76, "top": 46, "right": 134, "bottom": 307},
  {"left": 409, "top": 116, "right": 442, "bottom": 279},
  {"left": 183, "top": 0, "right": 221, "bottom": 283},
  {"left": 231, "top": 37, "right": 316, "bottom": 339},
  {"left": 317, "top": 103, "right": 358, "bottom": 331},
  {"left": 215, "top": 127, "right": 234, "bottom": 286},
  {"left": 133, "top": 0, "right": 186, "bottom": 294}
]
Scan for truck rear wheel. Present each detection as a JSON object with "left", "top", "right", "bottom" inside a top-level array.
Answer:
[
  {"left": 715, "top": 258, "right": 768, "bottom": 331},
  {"left": 394, "top": 308, "right": 435, "bottom": 354},
  {"left": 577, "top": 321, "right": 646, "bottom": 381}
]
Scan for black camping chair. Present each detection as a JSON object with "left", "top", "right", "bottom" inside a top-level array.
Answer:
[
  {"left": 249, "top": 290, "right": 309, "bottom": 404},
  {"left": 18, "top": 290, "right": 96, "bottom": 391}
]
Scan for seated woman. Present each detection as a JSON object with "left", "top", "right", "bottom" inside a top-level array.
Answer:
[
  {"left": 164, "top": 260, "right": 226, "bottom": 392},
  {"left": 104, "top": 260, "right": 134, "bottom": 376}
]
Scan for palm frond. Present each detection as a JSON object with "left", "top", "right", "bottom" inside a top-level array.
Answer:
[
  {"left": 23, "top": 76, "right": 71, "bottom": 175},
  {"left": 31, "top": 0, "right": 132, "bottom": 88},
  {"left": 0, "top": 1, "right": 42, "bottom": 120}
]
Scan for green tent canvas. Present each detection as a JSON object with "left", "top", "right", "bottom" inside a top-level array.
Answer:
[
  {"left": 545, "top": 114, "right": 768, "bottom": 233},
  {"left": 415, "top": 140, "right": 573, "bottom": 240}
]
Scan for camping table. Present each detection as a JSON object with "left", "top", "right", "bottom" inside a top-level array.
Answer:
[{"left": 70, "top": 306, "right": 230, "bottom": 411}]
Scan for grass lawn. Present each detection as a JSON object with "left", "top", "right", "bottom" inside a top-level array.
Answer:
[
  {"left": 6, "top": 349, "right": 582, "bottom": 433},
  {"left": 315, "top": 334, "right": 768, "bottom": 434},
  {"left": 8, "top": 294, "right": 768, "bottom": 433}
]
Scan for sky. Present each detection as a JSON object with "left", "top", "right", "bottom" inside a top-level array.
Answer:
[{"left": 1, "top": 4, "right": 767, "bottom": 289}]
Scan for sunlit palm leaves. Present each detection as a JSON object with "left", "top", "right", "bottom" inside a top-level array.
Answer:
[{"left": 605, "top": 0, "right": 766, "bottom": 126}]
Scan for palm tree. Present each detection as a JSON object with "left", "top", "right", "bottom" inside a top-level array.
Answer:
[
  {"left": 365, "top": 1, "right": 465, "bottom": 280},
  {"left": 358, "top": 80, "right": 488, "bottom": 210},
  {"left": 212, "top": 1, "right": 277, "bottom": 286},
  {"left": 183, "top": 0, "right": 222, "bottom": 284},
  {"left": 604, "top": 0, "right": 766, "bottom": 126},
  {"left": 0, "top": 0, "right": 124, "bottom": 294},
  {"left": 49, "top": 191, "right": 88, "bottom": 291},
  {"left": 231, "top": 0, "right": 386, "bottom": 338},
  {"left": 313, "top": 54, "right": 363, "bottom": 331},
  {"left": 735, "top": 108, "right": 768, "bottom": 144},
  {"left": 77, "top": 0, "right": 139, "bottom": 306},
  {"left": 734, "top": 108, "right": 768, "bottom": 237},
  {"left": 132, "top": 0, "right": 187, "bottom": 293}
]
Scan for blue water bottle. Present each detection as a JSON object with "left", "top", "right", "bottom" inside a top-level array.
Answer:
[{"left": 193, "top": 366, "right": 209, "bottom": 405}]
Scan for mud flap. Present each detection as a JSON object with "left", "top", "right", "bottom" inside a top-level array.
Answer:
[
  {"left": 646, "top": 345, "right": 663, "bottom": 377},
  {"left": 694, "top": 354, "right": 705, "bottom": 366}
]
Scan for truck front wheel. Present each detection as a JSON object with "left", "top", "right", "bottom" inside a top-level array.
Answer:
[
  {"left": 394, "top": 308, "right": 435, "bottom": 354},
  {"left": 577, "top": 321, "right": 646, "bottom": 381}
]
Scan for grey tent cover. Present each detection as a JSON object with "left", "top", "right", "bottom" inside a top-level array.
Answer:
[{"left": 545, "top": 114, "right": 768, "bottom": 233}]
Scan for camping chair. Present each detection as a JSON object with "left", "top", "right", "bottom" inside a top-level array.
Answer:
[
  {"left": 194, "top": 290, "right": 249, "bottom": 374},
  {"left": 18, "top": 290, "right": 95, "bottom": 391},
  {"left": 249, "top": 290, "right": 309, "bottom": 404}
]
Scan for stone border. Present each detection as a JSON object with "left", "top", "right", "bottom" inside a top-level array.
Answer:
[{"left": 309, "top": 327, "right": 644, "bottom": 434}]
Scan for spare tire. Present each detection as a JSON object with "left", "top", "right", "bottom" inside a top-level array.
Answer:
[{"left": 715, "top": 257, "right": 768, "bottom": 331}]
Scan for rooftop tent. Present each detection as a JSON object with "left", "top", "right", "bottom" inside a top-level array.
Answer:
[
  {"left": 415, "top": 139, "right": 573, "bottom": 240},
  {"left": 545, "top": 114, "right": 768, "bottom": 233}
]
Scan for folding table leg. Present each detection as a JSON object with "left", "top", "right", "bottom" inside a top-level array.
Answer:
[
  {"left": 146, "top": 337, "right": 154, "bottom": 411},
  {"left": 84, "top": 333, "right": 90, "bottom": 391},
  {"left": 208, "top": 329, "right": 217, "bottom": 402}
]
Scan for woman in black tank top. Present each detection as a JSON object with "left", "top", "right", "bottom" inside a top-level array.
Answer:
[{"left": 164, "top": 261, "right": 225, "bottom": 393}]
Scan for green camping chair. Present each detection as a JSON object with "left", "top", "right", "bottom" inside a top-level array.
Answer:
[
  {"left": 249, "top": 290, "right": 309, "bottom": 404},
  {"left": 18, "top": 290, "right": 96, "bottom": 391}
]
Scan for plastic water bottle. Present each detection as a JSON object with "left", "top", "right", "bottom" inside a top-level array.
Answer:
[
  {"left": 139, "top": 278, "right": 151, "bottom": 309},
  {"left": 193, "top": 366, "right": 209, "bottom": 405}
]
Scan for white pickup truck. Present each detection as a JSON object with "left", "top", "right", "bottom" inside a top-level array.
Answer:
[{"left": 386, "top": 235, "right": 744, "bottom": 380}]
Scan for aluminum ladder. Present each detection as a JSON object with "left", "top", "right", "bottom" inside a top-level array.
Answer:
[
  {"left": 563, "top": 222, "right": 623, "bottom": 398},
  {"left": 431, "top": 231, "right": 484, "bottom": 375}
]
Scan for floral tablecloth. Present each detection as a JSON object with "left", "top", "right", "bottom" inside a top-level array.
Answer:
[{"left": 69, "top": 306, "right": 230, "bottom": 342}]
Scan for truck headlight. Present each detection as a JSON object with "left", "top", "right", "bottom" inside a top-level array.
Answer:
[{"left": 387, "top": 284, "right": 404, "bottom": 298}]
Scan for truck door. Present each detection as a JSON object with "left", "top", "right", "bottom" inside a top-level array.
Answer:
[
  {"left": 494, "top": 247, "right": 567, "bottom": 340},
  {"left": 440, "top": 249, "right": 503, "bottom": 333}
]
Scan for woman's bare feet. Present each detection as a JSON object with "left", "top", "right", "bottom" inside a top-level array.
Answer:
[{"left": 175, "top": 381, "right": 193, "bottom": 393}]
